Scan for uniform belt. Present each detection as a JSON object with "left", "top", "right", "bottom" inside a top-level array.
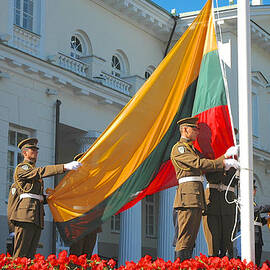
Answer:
[
  {"left": 20, "top": 193, "right": 44, "bottom": 201},
  {"left": 178, "top": 176, "right": 204, "bottom": 184},
  {"left": 206, "top": 183, "right": 235, "bottom": 192},
  {"left": 254, "top": 221, "right": 262, "bottom": 227}
]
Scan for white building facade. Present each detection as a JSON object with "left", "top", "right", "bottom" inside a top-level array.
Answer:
[{"left": 0, "top": 0, "right": 269, "bottom": 264}]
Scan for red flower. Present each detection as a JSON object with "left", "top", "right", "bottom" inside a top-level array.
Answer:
[
  {"left": 261, "top": 262, "right": 270, "bottom": 270},
  {"left": 108, "top": 258, "right": 116, "bottom": 269}
]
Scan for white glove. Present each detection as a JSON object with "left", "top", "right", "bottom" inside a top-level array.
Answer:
[
  {"left": 224, "top": 145, "right": 239, "bottom": 158},
  {"left": 224, "top": 159, "right": 240, "bottom": 171},
  {"left": 64, "top": 161, "right": 82, "bottom": 171}
]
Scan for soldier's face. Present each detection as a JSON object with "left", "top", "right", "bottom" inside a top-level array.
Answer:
[
  {"left": 187, "top": 126, "right": 199, "bottom": 141},
  {"left": 23, "top": 148, "right": 38, "bottom": 162}
]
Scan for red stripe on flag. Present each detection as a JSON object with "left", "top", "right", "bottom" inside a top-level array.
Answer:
[
  {"left": 194, "top": 105, "right": 234, "bottom": 159},
  {"left": 117, "top": 160, "right": 177, "bottom": 214}
]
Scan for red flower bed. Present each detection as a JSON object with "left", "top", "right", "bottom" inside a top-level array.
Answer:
[{"left": 0, "top": 252, "right": 269, "bottom": 270}]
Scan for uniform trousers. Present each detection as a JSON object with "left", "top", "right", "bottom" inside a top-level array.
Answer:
[
  {"left": 255, "top": 243, "right": 262, "bottom": 266},
  {"left": 202, "top": 214, "right": 234, "bottom": 257},
  {"left": 13, "top": 222, "right": 41, "bottom": 259},
  {"left": 175, "top": 207, "right": 202, "bottom": 251},
  {"left": 70, "top": 232, "right": 97, "bottom": 257}
]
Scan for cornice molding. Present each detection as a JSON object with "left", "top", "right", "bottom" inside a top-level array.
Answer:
[
  {"left": 91, "top": 0, "right": 174, "bottom": 41},
  {"left": 254, "top": 147, "right": 270, "bottom": 166},
  {"left": 0, "top": 43, "right": 130, "bottom": 107},
  {"left": 175, "top": 6, "right": 270, "bottom": 53}
]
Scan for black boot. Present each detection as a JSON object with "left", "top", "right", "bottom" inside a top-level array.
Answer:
[{"left": 175, "top": 249, "right": 193, "bottom": 261}]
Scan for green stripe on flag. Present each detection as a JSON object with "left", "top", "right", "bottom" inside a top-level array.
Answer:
[
  {"left": 192, "top": 50, "right": 226, "bottom": 116},
  {"left": 102, "top": 79, "right": 198, "bottom": 221}
]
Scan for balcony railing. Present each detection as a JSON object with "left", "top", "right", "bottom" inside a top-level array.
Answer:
[
  {"left": 100, "top": 72, "right": 131, "bottom": 95},
  {"left": 12, "top": 25, "right": 40, "bottom": 56},
  {"left": 48, "top": 53, "right": 88, "bottom": 77}
]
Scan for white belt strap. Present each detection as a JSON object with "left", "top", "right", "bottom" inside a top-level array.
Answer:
[
  {"left": 254, "top": 221, "right": 262, "bottom": 227},
  {"left": 178, "top": 176, "right": 204, "bottom": 184},
  {"left": 206, "top": 183, "right": 235, "bottom": 192},
  {"left": 20, "top": 193, "right": 44, "bottom": 201}
]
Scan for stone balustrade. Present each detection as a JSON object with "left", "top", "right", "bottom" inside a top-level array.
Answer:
[
  {"left": 57, "top": 52, "right": 88, "bottom": 77},
  {"left": 100, "top": 71, "right": 131, "bottom": 95},
  {"left": 12, "top": 25, "right": 40, "bottom": 56}
]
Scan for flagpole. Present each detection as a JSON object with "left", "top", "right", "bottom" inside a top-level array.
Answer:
[{"left": 237, "top": 0, "right": 255, "bottom": 263}]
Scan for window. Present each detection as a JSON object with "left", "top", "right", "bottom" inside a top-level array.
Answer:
[
  {"left": 145, "top": 194, "right": 156, "bottom": 237},
  {"left": 70, "top": 35, "right": 83, "bottom": 59},
  {"left": 14, "top": 0, "right": 34, "bottom": 32},
  {"left": 144, "top": 66, "right": 155, "bottom": 80},
  {"left": 252, "top": 91, "right": 259, "bottom": 137},
  {"left": 145, "top": 71, "right": 151, "bottom": 79},
  {"left": 111, "top": 55, "right": 121, "bottom": 77},
  {"left": 7, "top": 127, "right": 30, "bottom": 198},
  {"left": 110, "top": 214, "right": 120, "bottom": 233}
]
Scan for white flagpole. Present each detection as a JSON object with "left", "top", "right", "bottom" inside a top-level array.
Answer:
[{"left": 237, "top": 0, "right": 255, "bottom": 263}]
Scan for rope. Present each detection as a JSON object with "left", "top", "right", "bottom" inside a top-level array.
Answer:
[
  {"left": 213, "top": 0, "right": 237, "bottom": 144},
  {"left": 223, "top": 169, "right": 241, "bottom": 242}
]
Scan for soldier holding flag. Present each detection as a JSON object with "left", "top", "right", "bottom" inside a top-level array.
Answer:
[{"left": 171, "top": 116, "right": 240, "bottom": 261}]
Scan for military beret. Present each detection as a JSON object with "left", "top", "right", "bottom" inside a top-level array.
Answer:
[
  {"left": 74, "top": 152, "right": 84, "bottom": 161},
  {"left": 18, "top": 138, "right": 39, "bottom": 150},
  {"left": 177, "top": 116, "right": 198, "bottom": 128}
]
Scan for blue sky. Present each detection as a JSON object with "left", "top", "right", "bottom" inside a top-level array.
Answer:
[{"left": 151, "top": 0, "right": 270, "bottom": 13}]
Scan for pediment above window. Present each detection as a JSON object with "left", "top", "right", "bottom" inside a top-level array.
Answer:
[{"left": 251, "top": 71, "right": 268, "bottom": 88}]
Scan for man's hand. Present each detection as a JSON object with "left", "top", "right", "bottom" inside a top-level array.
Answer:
[
  {"left": 64, "top": 161, "right": 82, "bottom": 171},
  {"left": 224, "top": 145, "right": 239, "bottom": 158},
  {"left": 224, "top": 158, "right": 240, "bottom": 171}
]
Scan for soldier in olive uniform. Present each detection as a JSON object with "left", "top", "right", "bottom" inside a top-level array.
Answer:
[
  {"left": 203, "top": 168, "right": 239, "bottom": 258},
  {"left": 7, "top": 138, "right": 82, "bottom": 258},
  {"left": 171, "top": 117, "right": 240, "bottom": 261},
  {"left": 69, "top": 153, "right": 102, "bottom": 258}
]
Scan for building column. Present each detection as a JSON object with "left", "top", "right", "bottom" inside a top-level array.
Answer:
[
  {"left": 157, "top": 187, "right": 175, "bottom": 261},
  {"left": 119, "top": 201, "right": 142, "bottom": 265}
]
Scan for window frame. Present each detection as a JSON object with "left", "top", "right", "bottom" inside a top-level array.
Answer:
[
  {"left": 14, "top": 0, "right": 34, "bottom": 32},
  {"left": 145, "top": 194, "right": 156, "bottom": 238},
  {"left": 70, "top": 35, "right": 84, "bottom": 59},
  {"left": 6, "top": 126, "right": 30, "bottom": 200},
  {"left": 110, "top": 214, "right": 120, "bottom": 233},
  {"left": 111, "top": 55, "right": 122, "bottom": 78},
  {"left": 252, "top": 90, "right": 259, "bottom": 138}
]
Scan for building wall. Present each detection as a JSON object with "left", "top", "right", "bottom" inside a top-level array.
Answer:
[
  {"left": 0, "top": 0, "right": 269, "bottom": 263},
  {"left": 44, "top": 0, "right": 165, "bottom": 78}
]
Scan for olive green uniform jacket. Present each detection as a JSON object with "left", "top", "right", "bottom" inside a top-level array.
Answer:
[
  {"left": 8, "top": 160, "right": 65, "bottom": 229},
  {"left": 171, "top": 138, "right": 225, "bottom": 210}
]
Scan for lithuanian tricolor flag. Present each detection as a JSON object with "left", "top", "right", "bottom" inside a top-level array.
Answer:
[{"left": 48, "top": 0, "right": 234, "bottom": 244}]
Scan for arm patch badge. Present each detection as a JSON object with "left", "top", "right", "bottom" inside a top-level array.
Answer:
[
  {"left": 178, "top": 146, "right": 185, "bottom": 154},
  {"left": 11, "top": 187, "right": 16, "bottom": 195},
  {"left": 21, "top": 165, "right": 29, "bottom": 171}
]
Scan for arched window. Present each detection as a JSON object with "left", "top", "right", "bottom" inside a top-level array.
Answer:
[
  {"left": 145, "top": 71, "right": 151, "bottom": 79},
  {"left": 111, "top": 55, "right": 122, "bottom": 77},
  {"left": 70, "top": 35, "right": 83, "bottom": 59},
  {"left": 144, "top": 65, "right": 155, "bottom": 80},
  {"left": 111, "top": 50, "right": 130, "bottom": 78}
]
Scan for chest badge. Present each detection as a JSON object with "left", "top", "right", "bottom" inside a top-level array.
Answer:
[{"left": 178, "top": 146, "right": 185, "bottom": 154}]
